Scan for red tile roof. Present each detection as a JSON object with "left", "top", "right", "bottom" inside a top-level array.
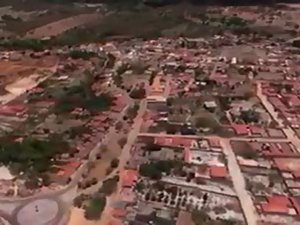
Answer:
[
  {"left": 0, "top": 104, "right": 27, "bottom": 115},
  {"left": 288, "top": 95, "right": 300, "bottom": 107},
  {"left": 154, "top": 136, "right": 193, "bottom": 148},
  {"left": 232, "top": 124, "right": 249, "bottom": 135},
  {"left": 273, "top": 158, "right": 300, "bottom": 177},
  {"left": 250, "top": 126, "right": 263, "bottom": 135},
  {"left": 261, "top": 196, "right": 292, "bottom": 214},
  {"left": 121, "top": 169, "right": 138, "bottom": 187},
  {"left": 210, "top": 166, "right": 228, "bottom": 179},
  {"left": 268, "top": 97, "right": 285, "bottom": 109},
  {"left": 208, "top": 138, "right": 221, "bottom": 148}
]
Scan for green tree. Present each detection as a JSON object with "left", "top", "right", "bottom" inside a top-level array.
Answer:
[
  {"left": 99, "top": 175, "right": 119, "bottom": 195},
  {"left": 139, "top": 163, "right": 162, "bottom": 180},
  {"left": 84, "top": 196, "right": 106, "bottom": 220}
]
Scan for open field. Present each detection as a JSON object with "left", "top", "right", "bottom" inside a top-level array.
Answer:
[
  {"left": 25, "top": 13, "right": 102, "bottom": 39},
  {"left": 0, "top": 0, "right": 101, "bottom": 37},
  {"left": 0, "top": 56, "right": 57, "bottom": 85}
]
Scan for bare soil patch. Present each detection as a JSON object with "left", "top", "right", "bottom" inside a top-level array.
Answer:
[{"left": 25, "top": 13, "right": 101, "bottom": 39}]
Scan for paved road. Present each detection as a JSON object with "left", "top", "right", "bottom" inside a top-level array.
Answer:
[{"left": 220, "top": 138, "right": 258, "bottom": 225}]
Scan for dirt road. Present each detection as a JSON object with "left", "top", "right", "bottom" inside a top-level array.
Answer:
[{"left": 220, "top": 138, "right": 258, "bottom": 225}]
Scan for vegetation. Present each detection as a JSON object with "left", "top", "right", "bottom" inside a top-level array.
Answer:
[
  {"left": 67, "top": 126, "right": 91, "bottom": 139},
  {"left": 69, "top": 50, "right": 98, "bottom": 60},
  {"left": 127, "top": 103, "right": 140, "bottom": 120},
  {"left": 0, "top": 136, "right": 69, "bottom": 178},
  {"left": 0, "top": 39, "right": 49, "bottom": 51},
  {"left": 54, "top": 72, "right": 114, "bottom": 114},
  {"left": 139, "top": 160, "right": 183, "bottom": 180},
  {"left": 192, "top": 209, "right": 211, "bottom": 225},
  {"left": 240, "top": 109, "right": 260, "bottom": 123},
  {"left": 99, "top": 175, "right": 119, "bottom": 195},
  {"left": 144, "top": 143, "right": 162, "bottom": 151},
  {"left": 110, "top": 158, "right": 119, "bottom": 168},
  {"left": 55, "top": 92, "right": 113, "bottom": 114},
  {"left": 292, "top": 40, "right": 300, "bottom": 48},
  {"left": 84, "top": 196, "right": 106, "bottom": 220},
  {"left": 1, "top": 14, "right": 22, "bottom": 22},
  {"left": 129, "top": 87, "right": 146, "bottom": 99},
  {"left": 195, "top": 116, "right": 220, "bottom": 131},
  {"left": 118, "top": 137, "right": 128, "bottom": 148},
  {"left": 235, "top": 141, "right": 259, "bottom": 159}
]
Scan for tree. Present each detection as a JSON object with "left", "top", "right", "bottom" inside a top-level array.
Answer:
[
  {"left": 129, "top": 87, "right": 146, "bottom": 99},
  {"left": 118, "top": 137, "right": 127, "bottom": 148},
  {"left": 135, "top": 181, "right": 145, "bottom": 192},
  {"left": 69, "top": 50, "right": 97, "bottom": 60},
  {"left": 0, "top": 38, "right": 48, "bottom": 51},
  {"left": 127, "top": 103, "right": 139, "bottom": 120},
  {"left": 139, "top": 160, "right": 181, "bottom": 180},
  {"left": 293, "top": 40, "right": 300, "bottom": 48},
  {"left": 0, "top": 136, "right": 69, "bottom": 181},
  {"left": 81, "top": 70, "right": 95, "bottom": 100},
  {"left": 195, "top": 116, "right": 220, "bottom": 131},
  {"left": 166, "top": 97, "right": 174, "bottom": 106},
  {"left": 73, "top": 194, "right": 88, "bottom": 208},
  {"left": 139, "top": 163, "right": 162, "bottom": 180},
  {"left": 149, "top": 73, "right": 155, "bottom": 85},
  {"left": 110, "top": 158, "right": 119, "bottom": 168},
  {"left": 99, "top": 176, "right": 119, "bottom": 195},
  {"left": 84, "top": 196, "right": 106, "bottom": 220},
  {"left": 240, "top": 109, "right": 260, "bottom": 123},
  {"left": 130, "top": 60, "right": 148, "bottom": 74}
]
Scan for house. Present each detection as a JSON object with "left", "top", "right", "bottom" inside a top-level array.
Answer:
[
  {"left": 203, "top": 100, "right": 217, "bottom": 112},
  {"left": 210, "top": 166, "right": 228, "bottom": 179},
  {"left": 232, "top": 124, "right": 249, "bottom": 136},
  {"left": 121, "top": 169, "right": 138, "bottom": 188}
]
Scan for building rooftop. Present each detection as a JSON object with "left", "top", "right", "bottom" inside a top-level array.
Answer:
[
  {"left": 210, "top": 166, "right": 228, "bottom": 179},
  {"left": 121, "top": 169, "right": 138, "bottom": 188}
]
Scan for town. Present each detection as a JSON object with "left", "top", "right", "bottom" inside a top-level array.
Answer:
[{"left": 0, "top": 1, "right": 300, "bottom": 225}]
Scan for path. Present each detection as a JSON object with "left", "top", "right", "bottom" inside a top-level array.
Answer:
[{"left": 220, "top": 138, "right": 258, "bottom": 225}]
